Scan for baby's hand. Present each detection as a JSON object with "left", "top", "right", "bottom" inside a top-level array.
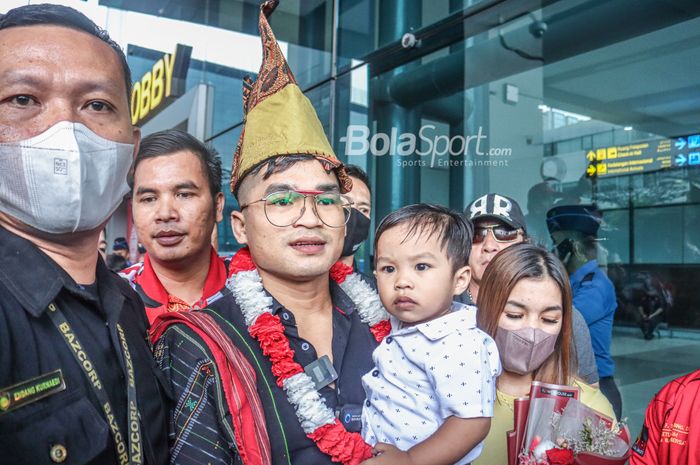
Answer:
[{"left": 359, "top": 443, "right": 417, "bottom": 465}]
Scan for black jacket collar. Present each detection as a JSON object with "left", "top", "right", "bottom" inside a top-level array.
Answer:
[{"left": 0, "top": 226, "right": 121, "bottom": 318}]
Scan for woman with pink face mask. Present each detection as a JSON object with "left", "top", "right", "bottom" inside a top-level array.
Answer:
[{"left": 473, "top": 243, "right": 614, "bottom": 465}]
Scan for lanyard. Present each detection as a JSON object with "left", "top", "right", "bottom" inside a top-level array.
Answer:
[{"left": 47, "top": 301, "right": 143, "bottom": 465}]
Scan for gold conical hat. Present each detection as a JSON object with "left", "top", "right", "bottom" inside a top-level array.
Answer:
[{"left": 230, "top": 0, "right": 351, "bottom": 195}]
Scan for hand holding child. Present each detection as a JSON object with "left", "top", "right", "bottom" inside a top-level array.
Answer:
[{"left": 360, "top": 443, "right": 417, "bottom": 465}]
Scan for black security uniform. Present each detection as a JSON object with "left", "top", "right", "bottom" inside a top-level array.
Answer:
[{"left": 0, "top": 226, "right": 169, "bottom": 465}]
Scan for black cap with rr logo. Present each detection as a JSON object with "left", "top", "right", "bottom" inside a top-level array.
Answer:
[{"left": 465, "top": 193, "right": 527, "bottom": 233}]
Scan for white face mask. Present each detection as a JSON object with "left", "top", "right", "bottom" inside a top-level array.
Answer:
[{"left": 0, "top": 121, "right": 134, "bottom": 234}]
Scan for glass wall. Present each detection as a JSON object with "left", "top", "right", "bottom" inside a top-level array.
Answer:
[
  {"left": 333, "top": 0, "right": 700, "bottom": 330},
  {"left": 130, "top": 0, "right": 700, "bottom": 330},
  {"left": 7, "top": 0, "right": 697, "bottom": 330}
]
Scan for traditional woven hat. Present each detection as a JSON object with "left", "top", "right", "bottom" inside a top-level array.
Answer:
[{"left": 230, "top": 0, "right": 351, "bottom": 195}]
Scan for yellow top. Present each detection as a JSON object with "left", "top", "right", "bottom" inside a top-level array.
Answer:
[{"left": 473, "top": 380, "right": 614, "bottom": 465}]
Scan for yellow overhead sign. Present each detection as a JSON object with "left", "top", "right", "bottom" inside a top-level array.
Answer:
[
  {"left": 130, "top": 44, "right": 192, "bottom": 126},
  {"left": 585, "top": 137, "right": 695, "bottom": 178}
]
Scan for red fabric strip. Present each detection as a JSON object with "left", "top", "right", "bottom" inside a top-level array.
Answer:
[{"left": 151, "top": 312, "right": 272, "bottom": 465}]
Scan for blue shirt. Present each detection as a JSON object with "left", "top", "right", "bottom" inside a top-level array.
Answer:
[{"left": 570, "top": 260, "right": 617, "bottom": 377}]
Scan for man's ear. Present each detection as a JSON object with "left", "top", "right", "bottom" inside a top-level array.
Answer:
[
  {"left": 231, "top": 210, "right": 248, "bottom": 245},
  {"left": 131, "top": 126, "right": 141, "bottom": 159},
  {"left": 214, "top": 192, "right": 225, "bottom": 223},
  {"left": 452, "top": 265, "right": 472, "bottom": 296}
]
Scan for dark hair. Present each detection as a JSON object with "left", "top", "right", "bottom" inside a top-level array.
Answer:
[
  {"left": 560, "top": 231, "right": 598, "bottom": 260},
  {"left": 235, "top": 154, "right": 335, "bottom": 199},
  {"left": 106, "top": 253, "right": 128, "bottom": 272},
  {"left": 374, "top": 203, "right": 473, "bottom": 270},
  {"left": 112, "top": 237, "right": 128, "bottom": 251},
  {"left": 0, "top": 4, "right": 132, "bottom": 99},
  {"left": 129, "top": 129, "right": 222, "bottom": 199},
  {"left": 345, "top": 165, "right": 371, "bottom": 195},
  {"left": 477, "top": 243, "right": 574, "bottom": 385}
]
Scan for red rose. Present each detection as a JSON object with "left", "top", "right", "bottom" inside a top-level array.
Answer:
[
  {"left": 249, "top": 313, "right": 304, "bottom": 384},
  {"left": 545, "top": 447, "right": 574, "bottom": 465},
  {"left": 370, "top": 320, "right": 391, "bottom": 343},
  {"left": 330, "top": 261, "right": 354, "bottom": 284},
  {"left": 270, "top": 360, "right": 303, "bottom": 385},
  {"left": 249, "top": 314, "right": 286, "bottom": 345},
  {"left": 308, "top": 420, "right": 373, "bottom": 465},
  {"left": 229, "top": 247, "right": 256, "bottom": 275}
]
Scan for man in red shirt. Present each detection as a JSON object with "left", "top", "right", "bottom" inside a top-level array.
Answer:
[
  {"left": 121, "top": 129, "right": 227, "bottom": 324},
  {"left": 631, "top": 369, "right": 700, "bottom": 465}
]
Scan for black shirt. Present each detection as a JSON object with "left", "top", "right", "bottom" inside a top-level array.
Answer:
[
  {"left": 0, "top": 226, "right": 169, "bottom": 465},
  {"left": 155, "top": 280, "right": 378, "bottom": 465},
  {"left": 454, "top": 290, "right": 475, "bottom": 305}
]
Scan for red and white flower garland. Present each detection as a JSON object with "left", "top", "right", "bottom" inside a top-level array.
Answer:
[{"left": 226, "top": 248, "right": 390, "bottom": 465}]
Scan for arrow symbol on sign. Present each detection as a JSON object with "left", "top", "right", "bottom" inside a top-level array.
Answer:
[
  {"left": 586, "top": 151, "right": 596, "bottom": 162},
  {"left": 587, "top": 164, "right": 597, "bottom": 176},
  {"left": 675, "top": 154, "right": 687, "bottom": 166},
  {"left": 676, "top": 138, "right": 687, "bottom": 150}
]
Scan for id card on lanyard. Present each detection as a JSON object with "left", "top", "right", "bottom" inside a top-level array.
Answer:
[{"left": 47, "top": 302, "right": 143, "bottom": 465}]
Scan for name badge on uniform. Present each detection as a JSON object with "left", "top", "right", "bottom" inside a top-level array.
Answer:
[
  {"left": 304, "top": 355, "right": 338, "bottom": 390},
  {"left": 0, "top": 369, "right": 66, "bottom": 415}
]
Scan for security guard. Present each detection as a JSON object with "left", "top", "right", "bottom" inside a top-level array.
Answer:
[
  {"left": 547, "top": 204, "right": 623, "bottom": 419},
  {"left": 0, "top": 5, "right": 168, "bottom": 465}
]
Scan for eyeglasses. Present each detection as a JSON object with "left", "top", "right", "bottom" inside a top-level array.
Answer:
[
  {"left": 473, "top": 225, "right": 522, "bottom": 244},
  {"left": 239, "top": 190, "right": 353, "bottom": 228}
]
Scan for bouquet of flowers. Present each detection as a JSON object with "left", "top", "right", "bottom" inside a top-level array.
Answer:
[{"left": 508, "top": 381, "right": 631, "bottom": 465}]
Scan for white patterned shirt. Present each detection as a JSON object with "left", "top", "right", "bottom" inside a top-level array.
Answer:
[{"left": 361, "top": 302, "right": 501, "bottom": 465}]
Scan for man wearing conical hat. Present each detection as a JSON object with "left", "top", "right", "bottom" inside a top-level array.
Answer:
[{"left": 151, "top": 2, "right": 386, "bottom": 465}]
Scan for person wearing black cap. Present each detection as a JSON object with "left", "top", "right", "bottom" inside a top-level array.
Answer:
[
  {"left": 547, "top": 204, "right": 622, "bottom": 419},
  {"left": 463, "top": 193, "right": 527, "bottom": 303},
  {"left": 462, "top": 194, "right": 600, "bottom": 386},
  {"left": 112, "top": 236, "right": 132, "bottom": 266}
]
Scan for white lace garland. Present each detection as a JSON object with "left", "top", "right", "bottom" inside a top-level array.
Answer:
[
  {"left": 227, "top": 269, "right": 388, "bottom": 433},
  {"left": 338, "top": 273, "right": 387, "bottom": 327}
]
